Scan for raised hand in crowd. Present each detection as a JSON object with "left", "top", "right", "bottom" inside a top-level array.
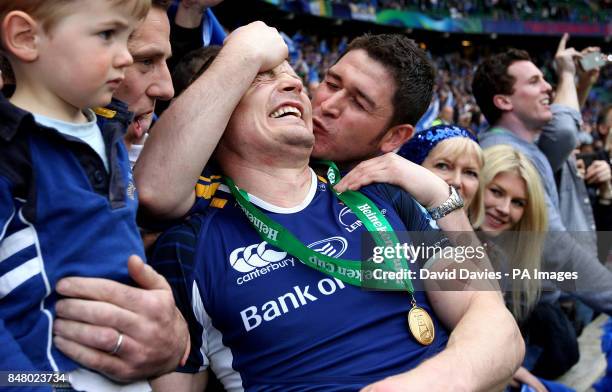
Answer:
[
  {"left": 53, "top": 256, "right": 190, "bottom": 382},
  {"left": 553, "top": 33, "right": 581, "bottom": 111},
  {"left": 175, "top": 0, "right": 224, "bottom": 28}
]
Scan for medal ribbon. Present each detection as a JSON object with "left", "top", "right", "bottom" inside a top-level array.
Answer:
[{"left": 223, "top": 161, "right": 414, "bottom": 293}]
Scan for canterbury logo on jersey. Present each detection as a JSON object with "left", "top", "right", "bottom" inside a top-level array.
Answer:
[
  {"left": 230, "top": 242, "right": 287, "bottom": 273},
  {"left": 230, "top": 242, "right": 296, "bottom": 286},
  {"left": 229, "top": 237, "right": 349, "bottom": 285},
  {"left": 229, "top": 237, "right": 349, "bottom": 273}
]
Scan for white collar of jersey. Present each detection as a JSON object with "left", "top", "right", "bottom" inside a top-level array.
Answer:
[{"left": 217, "top": 168, "right": 318, "bottom": 214}]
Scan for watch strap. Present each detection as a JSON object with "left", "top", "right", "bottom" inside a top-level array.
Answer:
[{"left": 427, "top": 185, "right": 464, "bottom": 220}]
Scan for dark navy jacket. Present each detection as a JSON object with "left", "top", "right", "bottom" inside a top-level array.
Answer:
[{"left": 0, "top": 95, "right": 144, "bottom": 376}]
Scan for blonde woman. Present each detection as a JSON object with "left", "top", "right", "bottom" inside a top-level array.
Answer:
[
  {"left": 399, "top": 125, "right": 485, "bottom": 226},
  {"left": 479, "top": 145, "right": 548, "bottom": 318},
  {"left": 397, "top": 129, "right": 548, "bottom": 318}
]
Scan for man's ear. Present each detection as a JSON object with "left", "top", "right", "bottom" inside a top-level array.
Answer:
[
  {"left": 379, "top": 123, "right": 415, "bottom": 153},
  {"left": 493, "top": 94, "right": 512, "bottom": 112},
  {"left": 2, "top": 11, "right": 40, "bottom": 62}
]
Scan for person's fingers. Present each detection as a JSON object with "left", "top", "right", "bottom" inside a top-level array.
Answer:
[
  {"left": 53, "top": 318, "right": 130, "bottom": 355},
  {"left": 582, "top": 46, "right": 600, "bottom": 54},
  {"left": 55, "top": 298, "right": 139, "bottom": 332},
  {"left": 333, "top": 179, "right": 348, "bottom": 193},
  {"left": 346, "top": 176, "right": 376, "bottom": 191},
  {"left": 334, "top": 160, "right": 378, "bottom": 191},
  {"left": 585, "top": 168, "right": 598, "bottom": 182},
  {"left": 336, "top": 175, "right": 364, "bottom": 192},
  {"left": 586, "top": 162, "right": 610, "bottom": 183},
  {"left": 53, "top": 336, "right": 136, "bottom": 382},
  {"left": 526, "top": 376, "right": 548, "bottom": 392},
  {"left": 339, "top": 163, "right": 388, "bottom": 191},
  {"left": 588, "top": 172, "right": 607, "bottom": 184},
  {"left": 56, "top": 276, "right": 150, "bottom": 313},
  {"left": 567, "top": 48, "right": 582, "bottom": 59},
  {"left": 178, "top": 312, "right": 191, "bottom": 366},
  {"left": 128, "top": 255, "right": 172, "bottom": 291},
  {"left": 336, "top": 153, "right": 406, "bottom": 192},
  {"left": 556, "top": 33, "right": 569, "bottom": 53}
]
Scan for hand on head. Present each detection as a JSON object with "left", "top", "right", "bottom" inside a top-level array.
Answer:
[{"left": 223, "top": 21, "right": 288, "bottom": 75}]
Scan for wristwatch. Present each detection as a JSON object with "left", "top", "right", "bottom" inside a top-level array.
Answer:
[{"left": 427, "top": 185, "right": 464, "bottom": 220}]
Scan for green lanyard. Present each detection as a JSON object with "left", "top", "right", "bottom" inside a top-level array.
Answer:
[{"left": 223, "top": 161, "right": 414, "bottom": 293}]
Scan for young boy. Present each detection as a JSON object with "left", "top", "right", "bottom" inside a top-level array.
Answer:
[{"left": 0, "top": 0, "right": 151, "bottom": 389}]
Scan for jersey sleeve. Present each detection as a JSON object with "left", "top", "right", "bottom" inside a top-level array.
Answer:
[
  {"left": 148, "top": 216, "right": 209, "bottom": 373},
  {"left": 189, "top": 165, "right": 224, "bottom": 215}
]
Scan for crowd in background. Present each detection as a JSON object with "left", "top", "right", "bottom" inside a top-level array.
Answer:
[{"left": 328, "top": 0, "right": 610, "bottom": 21}]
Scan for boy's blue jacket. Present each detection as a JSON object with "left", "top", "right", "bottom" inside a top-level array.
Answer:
[{"left": 0, "top": 94, "right": 144, "bottom": 377}]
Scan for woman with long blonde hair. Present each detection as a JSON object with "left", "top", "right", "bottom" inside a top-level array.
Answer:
[
  {"left": 479, "top": 145, "right": 548, "bottom": 320},
  {"left": 400, "top": 130, "right": 553, "bottom": 392}
]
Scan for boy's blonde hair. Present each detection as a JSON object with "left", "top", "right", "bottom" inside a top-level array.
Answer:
[
  {"left": 0, "top": 0, "right": 150, "bottom": 36},
  {"left": 481, "top": 145, "right": 548, "bottom": 320}
]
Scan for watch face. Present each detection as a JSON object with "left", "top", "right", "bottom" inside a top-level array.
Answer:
[
  {"left": 451, "top": 186, "right": 464, "bottom": 207},
  {"left": 429, "top": 186, "right": 464, "bottom": 219}
]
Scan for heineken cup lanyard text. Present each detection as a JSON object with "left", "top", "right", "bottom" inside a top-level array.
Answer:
[{"left": 224, "top": 161, "right": 414, "bottom": 293}]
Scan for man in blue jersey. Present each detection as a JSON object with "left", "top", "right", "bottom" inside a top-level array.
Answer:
[
  {"left": 64, "top": 24, "right": 522, "bottom": 388},
  {"left": 147, "top": 57, "right": 523, "bottom": 390}
]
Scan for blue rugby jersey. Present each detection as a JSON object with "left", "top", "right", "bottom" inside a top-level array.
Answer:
[
  {"left": 150, "top": 169, "right": 449, "bottom": 391},
  {"left": 0, "top": 96, "right": 144, "bottom": 377}
]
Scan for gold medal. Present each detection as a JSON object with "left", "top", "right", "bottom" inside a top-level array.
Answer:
[{"left": 407, "top": 306, "right": 435, "bottom": 345}]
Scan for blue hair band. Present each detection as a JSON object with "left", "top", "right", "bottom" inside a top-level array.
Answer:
[{"left": 398, "top": 124, "right": 478, "bottom": 165}]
